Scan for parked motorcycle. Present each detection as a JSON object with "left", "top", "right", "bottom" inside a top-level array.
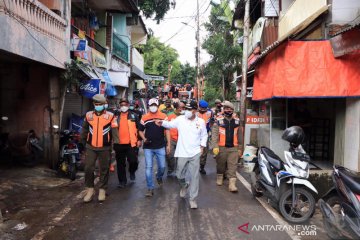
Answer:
[
  {"left": 318, "top": 165, "right": 360, "bottom": 239},
  {"left": 0, "top": 130, "right": 43, "bottom": 167},
  {"left": 250, "top": 126, "right": 317, "bottom": 223},
  {"left": 57, "top": 130, "right": 82, "bottom": 180}
]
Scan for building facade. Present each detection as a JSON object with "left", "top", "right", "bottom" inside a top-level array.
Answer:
[
  {"left": 0, "top": 0, "right": 71, "bottom": 167},
  {"left": 233, "top": 0, "right": 360, "bottom": 171}
]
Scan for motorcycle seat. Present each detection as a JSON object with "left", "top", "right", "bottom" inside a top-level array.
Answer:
[
  {"left": 261, "top": 147, "right": 283, "bottom": 170},
  {"left": 338, "top": 168, "right": 360, "bottom": 194}
]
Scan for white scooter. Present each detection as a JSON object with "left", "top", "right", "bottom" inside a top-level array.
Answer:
[{"left": 250, "top": 126, "right": 318, "bottom": 223}]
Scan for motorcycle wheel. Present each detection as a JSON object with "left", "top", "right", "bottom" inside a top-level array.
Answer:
[
  {"left": 323, "top": 195, "right": 345, "bottom": 240},
  {"left": 279, "top": 187, "right": 315, "bottom": 223},
  {"left": 69, "top": 155, "right": 77, "bottom": 181},
  {"left": 250, "top": 168, "right": 263, "bottom": 198}
]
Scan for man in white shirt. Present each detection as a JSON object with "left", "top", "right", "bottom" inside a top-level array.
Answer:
[{"left": 155, "top": 101, "right": 208, "bottom": 209}]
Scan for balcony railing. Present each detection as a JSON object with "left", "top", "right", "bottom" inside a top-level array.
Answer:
[
  {"left": 0, "top": 0, "right": 67, "bottom": 43},
  {"left": 71, "top": 25, "right": 107, "bottom": 56},
  {"left": 113, "top": 33, "right": 129, "bottom": 63}
]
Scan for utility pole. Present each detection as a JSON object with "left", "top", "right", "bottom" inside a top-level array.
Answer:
[
  {"left": 240, "top": 0, "right": 250, "bottom": 150},
  {"left": 168, "top": 64, "right": 172, "bottom": 84},
  {"left": 196, "top": 0, "right": 200, "bottom": 101}
]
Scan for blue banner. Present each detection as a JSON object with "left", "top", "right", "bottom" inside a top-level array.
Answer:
[
  {"left": 69, "top": 113, "right": 84, "bottom": 133},
  {"left": 102, "top": 70, "right": 112, "bottom": 83},
  {"left": 79, "top": 79, "right": 100, "bottom": 98}
]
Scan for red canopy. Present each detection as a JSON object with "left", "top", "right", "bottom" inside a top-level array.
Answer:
[{"left": 253, "top": 40, "right": 360, "bottom": 100}]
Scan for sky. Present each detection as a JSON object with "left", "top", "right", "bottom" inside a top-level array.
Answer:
[{"left": 143, "top": 0, "right": 213, "bottom": 66}]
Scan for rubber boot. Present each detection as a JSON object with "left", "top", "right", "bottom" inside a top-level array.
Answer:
[
  {"left": 83, "top": 188, "right": 94, "bottom": 203},
  {"left": 216, "top": 174, "right": 223, "bottom": 186},
  {"left": 98, "top": 188, "right": 106, "bottom": 202},
  {"left": 229, "top": 178, "right": 238, "bottom": 192}
]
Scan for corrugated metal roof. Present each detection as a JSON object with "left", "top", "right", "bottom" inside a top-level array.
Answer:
[
  {"left": 330, "top": 21, "right": 360, "bottom": 37},
  {"left": 249, "top": 40, "right": 284, "bottom": 68}
]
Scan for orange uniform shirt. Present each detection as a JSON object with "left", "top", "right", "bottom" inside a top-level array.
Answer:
[
  {"left": 167, "top": 113, "right": 179, "bottom": 141},
  {"left": 119, "top": 113, "right": 130, "bottom": 144}
]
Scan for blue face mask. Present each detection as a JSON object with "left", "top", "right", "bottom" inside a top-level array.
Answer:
[
  {"left": 94, "top": 105, "right": 105, "bottom": 112},
  {"left": 129, "top": 106, "right": 134, "bottom": 110}
]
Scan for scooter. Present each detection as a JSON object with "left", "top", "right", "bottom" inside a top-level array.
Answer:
[
  {"left": 58, "top": 130, "right": 82, "bottom": 180},
  {"left": 318, "top": 165, "right": 360, "bottom": 239},
  {"left": 250, "top": 126, "right": 317, "bottom": 223}
]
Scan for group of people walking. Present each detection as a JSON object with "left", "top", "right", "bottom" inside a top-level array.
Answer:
[{"left": 80, "top": 93, "right": 243, "bottom": 209}]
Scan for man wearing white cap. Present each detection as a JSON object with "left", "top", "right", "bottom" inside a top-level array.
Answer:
[{"left": 138, "top": 98, "right": 170, "bottom": 197}]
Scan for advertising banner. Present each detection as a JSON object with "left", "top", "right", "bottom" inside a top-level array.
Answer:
[{"left": 79, "top": 79, "right": 100, "bottom": 98}]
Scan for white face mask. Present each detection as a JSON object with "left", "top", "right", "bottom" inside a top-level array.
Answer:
[
  {"left": 149, "top": 106, "right": 158, "bottom": 113},
  {"left": 184, "top": 110, "right": 193, "bottom": 119},
  {"left": 120, "top": 106, "right": 129, "bottom": 112},
  {"left": 104, "top": 104, "right": 109, "bottom": 109},
  {"left": 180, "top": 110, "right": 185, "bottom": 115}
]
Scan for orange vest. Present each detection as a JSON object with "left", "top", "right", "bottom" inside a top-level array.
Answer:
[
  {"left": 85, "top": 111, "right": 117, "bottom": 148},
  {"left": 197, "top": 111, "right": 212, "bottom": 124},
  {"left": 117, "top": 112, "right": 138, "bottom": 147},
  {"left": 167, "top": 113, "right": 179, "bottom": 141},
  {"left": 217, "top": 116, "right": 240, "bottom": 147}
]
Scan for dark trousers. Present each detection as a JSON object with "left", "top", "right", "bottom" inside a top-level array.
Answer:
[
  {"left": 114, "top": 144, "right": 138, "bottom": 184},
  {"left": 84, "top": 148, "right": 110, "bottom": 189}
]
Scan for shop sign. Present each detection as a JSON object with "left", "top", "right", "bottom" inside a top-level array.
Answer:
[
  {"left": 92, "top": 48, "right": 107, "bottom": 68},
  {"left": 145, "top": 75, "right": 165, "bottom": 81},
  {"left": 246, "top": 116, "right": 270, "bottom": 124},
  {"left": 79, "top": 79, "right": 100, "bottom": 98},
  {"left": 111, "top": 57, "right": 130, "bottom": 73}
]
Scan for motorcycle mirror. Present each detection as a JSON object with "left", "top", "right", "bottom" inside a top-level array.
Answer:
[{"left": 1, "top": 116, "right": 8, "bottom": 121}]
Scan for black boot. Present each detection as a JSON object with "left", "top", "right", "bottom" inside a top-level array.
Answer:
[{"left": 199, "top": 165, "right": 206, "bottom": 175}]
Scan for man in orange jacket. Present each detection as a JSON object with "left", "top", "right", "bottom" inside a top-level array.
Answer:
[
  {"left": 81, "top": 94, "right": 119, "bottom": 202},
  {"left": 113, "top": 98, "right": 140, "bottom": 188}
]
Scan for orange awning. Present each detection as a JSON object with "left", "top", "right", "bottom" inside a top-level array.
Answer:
[{"left": 253, "top": 41, "right": 360, "bottom": 100}]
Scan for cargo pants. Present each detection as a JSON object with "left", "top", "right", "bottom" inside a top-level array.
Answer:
[
  {"left": 84, "top": 148, "right": 110, "bottom": 189},
  {"left": 216, "top": 146, "right": 238, "bottom": 178}
]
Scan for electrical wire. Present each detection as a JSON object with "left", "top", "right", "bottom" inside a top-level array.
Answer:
[
  {"left": 162, "top": 1, "right": 210, "bottom": 44},
  {"left": 2, "top": 0, "right": 65, "bottom": 67}
]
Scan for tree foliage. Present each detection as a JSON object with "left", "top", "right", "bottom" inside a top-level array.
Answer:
[
  {"left": 141, "top": 37, "right": 196, "bottom": 84},
  {"left": 138, "top": 0, "right": 176, "bottom": 23},
  {"left": 202, "top": 1, "right": 242, "bottom": 101}
]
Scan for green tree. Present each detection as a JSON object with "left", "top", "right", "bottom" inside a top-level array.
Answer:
[
  {"left": 172, "top": 63, "right": 196, "bottom": 85},
  {"left": 138, "top": 0, "right": 176, "bottom": 23},
  {"left": 202, "top": 0, "right": 242, "bottom": 101}
]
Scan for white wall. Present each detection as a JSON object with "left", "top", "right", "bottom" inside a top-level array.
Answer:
[
  {"left": 331, "top": 0, "right": 360, "bottom": 25},
  {"left": 344, "top": 99, "right": 360, "bottom": 171}
]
